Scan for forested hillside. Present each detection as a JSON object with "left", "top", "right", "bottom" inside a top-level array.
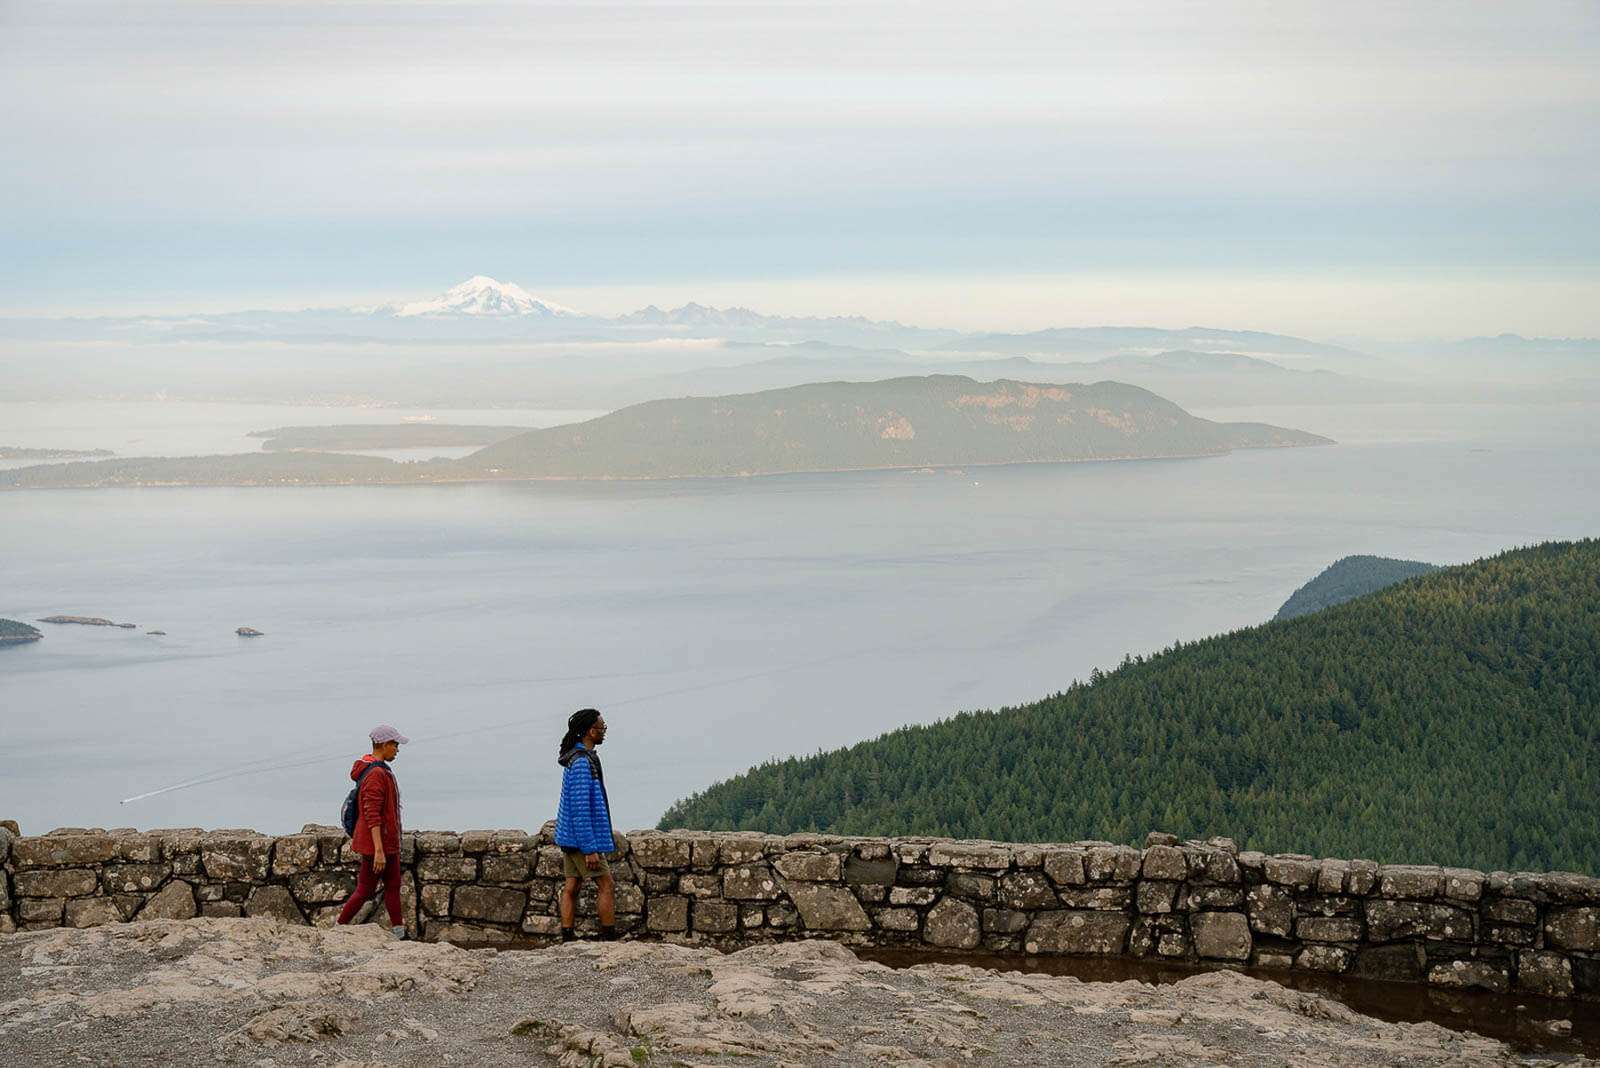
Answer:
[
  {"left": 662, "top": 540, "right": 1600, "bottom": 873},
  {"left": 1275, "top": 554, "right": 1440, "bottom": 620}
]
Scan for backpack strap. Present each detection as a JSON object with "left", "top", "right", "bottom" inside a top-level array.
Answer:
[{"left": 354, "top": 760, "right": 388, "bottom": 788}]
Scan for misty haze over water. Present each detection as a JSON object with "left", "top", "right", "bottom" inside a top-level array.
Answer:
[{"left": 3, "top": 400, "right": 1594, "bottom": 835}]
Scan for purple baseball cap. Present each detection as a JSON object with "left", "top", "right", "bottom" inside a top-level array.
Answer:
[{"left": 370, "top": 724, "right": 410, "bottom": 745}]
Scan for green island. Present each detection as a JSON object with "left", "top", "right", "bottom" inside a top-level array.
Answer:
[
  {"left": 0, "top": 619, "right": 43, "bottom": 646},
  {"left": 1274, "top": 554, "right": 1441, "bottom": 621},
  {"left": 0, "top": 377, "right": 1330, "bottom": 489},
  {"left": 661, "top": 539, "right": 1600, "bottom": 874}
]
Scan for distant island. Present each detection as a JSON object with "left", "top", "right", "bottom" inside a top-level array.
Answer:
[
  {"left": 0, "top": 619, "right": 43, "bottom": 646},
  {"left": 38, "top": 615, "right": 138, "bottom": 629},
  {"left": 248, "top": 424, "right": 531, "bottom": 452},
  {"left": 1275, "top": 555, "right": 1441, "bottom": 620},
  {"left": 0, "top": 445, "right": 113, "bottom": 460},
  {"left": 661, "top": 539, "right": 1600, "bottom": 873},
  {"left": 0, "top": 376, "right": 1331, "bottom": 489}
]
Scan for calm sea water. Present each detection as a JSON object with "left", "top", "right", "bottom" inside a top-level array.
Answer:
[{"left": 1, "top": 401, "right": 1595, "bottom": 837}]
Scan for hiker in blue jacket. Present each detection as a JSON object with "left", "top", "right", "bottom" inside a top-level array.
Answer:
[{"left": 555, "top": 707, "right": 617, "bottom": 941}]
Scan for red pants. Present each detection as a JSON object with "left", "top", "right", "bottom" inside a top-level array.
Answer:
[{"left": 337, "top": 855, "right": 403, "bottom": 927}]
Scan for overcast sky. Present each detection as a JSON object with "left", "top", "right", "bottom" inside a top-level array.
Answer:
[{"left": 2, "top": 1, "right": 1596, "bottom": 336}]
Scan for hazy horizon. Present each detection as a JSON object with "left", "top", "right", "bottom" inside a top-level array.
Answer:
[{"left": 4, "top": 1, "right": 1597, "bottom": 338}]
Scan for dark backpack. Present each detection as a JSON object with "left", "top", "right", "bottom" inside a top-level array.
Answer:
[{"left": 341, "top": 761, "right": 389, "bottom": 836}]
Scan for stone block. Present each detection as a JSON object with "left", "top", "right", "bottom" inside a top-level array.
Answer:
[
  {"left": 891, "top": 841, "right": 930, "bottom": 864},
  {"left": 534, "top": 846, "right": 567, "bottom": 879},
  {"left": 678, "top": 873, "right": 722, "bottom": 898},
  {"left": 740, "top": 905, "right": 766, "bottom": 928},
  {"left": 11, "top": 833, "right": 116, "bottom": 868},
  {"left": 855, "top": 841, "right": 893, "bottom": 861},
  {"left": 65, "top": 898, "right": 125, "bottom": 928},
  {"left": 1191, "top": 912, "right": 1251, "bottom": 960},
  {"left": 101, "top": 864, "right": 168, "bottom": 895},
  {"left": 773, "top": 852, "right": 842, "bottom": 881},
  {"left": 418, "top": 856, "right": 479, "bottom": 882},
  {"left": 1517, "top": 950, "right": 1575, "bottom": 997},
  {"left": 1144, "top": 832, "right": 1180, "bottom": 847},
  {"left": 481, "top": 853, "right": 531, "bottom": 882},
  {"left": 14, "top": 868, "right": 100, "bottom": 898},
  {"left": 944, "top": 872, "right": 995, "bottom": 899},
  {"left": 844, "top": 855, "right": 898, "bottom": 886},
  {"left": 767, "top": 903, "right": 798, "bottom": 928},
  {"left": 632, "top": 836, "right": 693, "bottom": 869},
  {"left": 1545, "top": 906, "right": 1600, "bottom": 951},
  {"left": 1364, "top": 900, "right": 1474, "bottom": 942},
  {"left": 112, "top": 834, "right": 160, "bottom": 863},
  {"left": 459, "top": 830, "right": 495, "bottom": 853},
  {"left": 453, "top": 885, "right": 527, "bottom": 924},
  {"left": 1345, "top": 859, "right": 1379, "bottom": 895},
  {"left": 245, "top": 885, "right": 306, "bottom": 924},
  {"left": 888, "top": 886, "right": 937, "bottom": 906},
  {"left": 716, "top": 834, "right": 768, "bottom": 865},
  {"left": 1254, "top": 952, "right": 1294, "bottom": 970},
  {"left": 1025, "top": 911, "right": 1130, "bottom": 955},
  {"left": 1429, "top": 961, "right": 1508, "bottom": 993},
  {"left": 17, "top": 898, "right": 65, "bottom": 924},
  {"left": 1263, "top": 856, "right": 1318, "bottom": 889},
  {"left": 270, "top": 835, "right": 321, "bottom": 876},
  {"left": 983, "top": 908, "right": 1030, "bottom": 934},
  {"left": 1058, "top": 886, "right": 1132, "bottom": 910},
  {"left": 1295, "top": 945, "right": 1353, "bottom": 972},
  {"left": 854, "top": 884, "right": 887, "bottom": 904},
  {"left": 1440, "top": 868, "right": 1484, "bottom": 902},
  {"left": 138, "top": 881, "right": 196, "bottom": 920},
  {"left": 1350, "top": 943, "right": 1424, "bottom": 982},
  {"left": 897, "top": 865, "right": 944, "bottom": 887},
  {"left": 693, "top": 899, "right": 739, "bottom": 933},
  {"left": 929, "top": 842, "right": 1012, "bottom": 870},
  {"left": 415, "top": 831, "right": 463, "bottom": 855},
  {"left": 1141, "top": 846, "right": 1187, "bottom": 881},
  {"left": 877, "top": 907, "right": 921, "bottom": 932},
  {"left": 1377, "top": 865, "right": 1443, "bottom": 900},
  {"left": 522, "top": 914, "right": 563, "bottom": 937},
  {"left": 1135, "top": 881, "right": 1178, "bottom": 914},
  {"left": 202, "top": 902, "right": 242, "bottom": 918},
  {"left": 1485, "top": 923, "right": 1535, "bottom": 946},
  {"left": 923, "top": 897, "right": 981, "bottom": 949},
  {"left": 1041, "top": 849, "right": 1087, "bottom": 886},
  {"left": 787, "top": 884, "right": 871, "bottom": 931},
  {"left": 289, "top": 870, "right": 358, "bottom": 905},
  {"left": 722, "top": 864, "right": 781, "bottom": 901},
  {"left": 1297, "top": 916, "right": 1362, "bottom": 942},
  {"left": 1315, "top": 860, "right": 1348, "bottom": 894},
  {"left": 1536, "top": 872, "right": 1600, "bottom": 903},
  {"left": 1483, "top": 897, "right": 1538, "bottom": 925},
  {"left": 1085, "top": 846, "right": 1141, "bottom": 883},
  {"left": 1196, "top": 850, "right": 1240, "bottom": 884},
  {"left": 421, "top": 884, "right": 451, "bottom": 916},
  {"left": 200, "top": 834, "right": 272, "bottom": 881},
  {"left": 646, "top": 895, "right": 689, "bottom": 932},
  {"left": 999, "top": 871, "right": 1057, "bottom": 910},
  {"left": 1185, "top": 885, "right": 1244, "bottom": 910},
  {"left": 1246, "top": 884, "right": 1293, "bottom": 937}
]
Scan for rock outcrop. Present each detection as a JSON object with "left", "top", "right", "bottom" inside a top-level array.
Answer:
[{"left": 0, "top": 917, "right": 1580, "bottom": 1066}]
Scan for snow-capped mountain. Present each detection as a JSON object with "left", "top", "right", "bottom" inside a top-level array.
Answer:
[{"left": 383, "top": 276, "right": 582, "bottom": 319}]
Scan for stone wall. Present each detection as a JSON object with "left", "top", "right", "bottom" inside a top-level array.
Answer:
[{"left": 2, "top": 819, "right": 1597, "bottom": 1001}]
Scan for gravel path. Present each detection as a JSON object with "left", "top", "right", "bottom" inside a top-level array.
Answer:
[{"left": 0, "top": 919, "right": 1587, "bottom": 1066}]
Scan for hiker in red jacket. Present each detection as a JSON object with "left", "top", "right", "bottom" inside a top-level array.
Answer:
[{"left": 336, "top": 724, "right": 408, "bottom": 936}]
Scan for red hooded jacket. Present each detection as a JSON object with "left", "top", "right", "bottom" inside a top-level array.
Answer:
[{"left": 349, "top": 755, "right": 401, "bottom": 856}]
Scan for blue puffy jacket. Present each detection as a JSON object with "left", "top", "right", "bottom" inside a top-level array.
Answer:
[{"left": 555, "top": 743, "right": 614, "bottom": 856}]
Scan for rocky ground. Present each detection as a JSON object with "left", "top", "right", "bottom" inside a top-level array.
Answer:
[{"left": 0, "top": 918, "right": 1588, "bottom": 1067}]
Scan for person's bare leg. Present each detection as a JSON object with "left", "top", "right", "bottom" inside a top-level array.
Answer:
[
  {"left": 561, "top": 876, "right": 579, "bottom": 928},
  {"left": 596, "top": 873, "right": 615, "bottom": 927}
]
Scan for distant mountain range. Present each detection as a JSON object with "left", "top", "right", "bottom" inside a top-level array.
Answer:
[
  {"left": 1275, "top": 555, "right": 1441, "bottom": 621},
  {"left": 660, "top": 539, "right": 1600, "bottom": 873},
  {"left": 0, "top": 375, "right": 1331, "bottom": 489}
]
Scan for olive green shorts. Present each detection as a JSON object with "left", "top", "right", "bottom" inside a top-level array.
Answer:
[{"left": 562, "top": 850, "right": 611, "bottom": 880}]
